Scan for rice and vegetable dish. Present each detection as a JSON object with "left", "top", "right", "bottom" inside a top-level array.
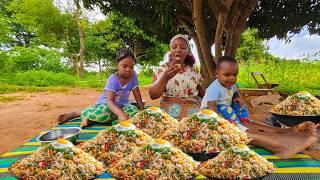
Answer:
[
  {"left": 78, "top": 121, "right": 152, "bottom": 168},
  {"left": 108, "top": 139, "right": 200, "bottom": 179},
  {"left": 162, "top": 109, "right": 251, "bottom": 153},
  {"left": 130, "top": 106, "right": 179, "bottom": 138},
  {"left": 199, "top": 144, "right": 275, "bottom": 179},
  {"left": 9, "top": 139, "right": 105, "bottom": 179},
  {"left": 272, "top": 91, "right": 320, "bottom": 115}
]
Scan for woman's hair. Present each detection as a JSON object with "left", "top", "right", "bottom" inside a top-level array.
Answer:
[
  {"left": 169, "top": 34, "right": 195, "bottom": 66},
  {"left": 116, "top": 48, "right": 136, "bottom": 63}
]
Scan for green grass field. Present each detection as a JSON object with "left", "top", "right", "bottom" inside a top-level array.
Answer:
[
  {"left": 0, "top": 60, "right": 319, "bottom": 96},
  {"left": 238, "top": 60, "right": 320, "bottom": 95}
]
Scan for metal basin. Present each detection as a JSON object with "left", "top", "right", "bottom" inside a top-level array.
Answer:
[
  {"left": 37, "top": 128, "right": 81, "bottom": 145},
  {"left": 270, "top": 111, "right": 320, "bottom": 127}
]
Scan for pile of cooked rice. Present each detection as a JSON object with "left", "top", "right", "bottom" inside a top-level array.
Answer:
[
  {"left": 10, "top": 107, "right": 278, "bottom": 179},
  {"left": 130, "top": 107, "right": 179, "bottom": 138},
  {"left": 272, "top": 91, "right": 320, "bottom": 115},
  {"left": 108, "top": 139, "right": 200, "bottom": 179},
  {"left": 77, "top": 121, "right": 152, "bottom": 168},
  {"left": 198, "top": 144, "right": 275, "bottom": 179},
  {"left": 9, "top": 139, "right": 105, "bottom": 179},
  {"left": 162, "top": 109, "right": 251, "bottom": 153}
]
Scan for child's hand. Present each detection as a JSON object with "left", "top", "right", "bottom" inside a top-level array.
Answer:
[
  {"left": 233, "top": 97, "right": 246, "bottom": 107},
  {"left": 118, "top": 114, "right": 129, "bottom": 121}
]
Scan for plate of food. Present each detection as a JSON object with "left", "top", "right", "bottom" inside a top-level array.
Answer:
[
  {"left": 161, "top": 109, "right": 251, "bottom": 161},
  {"left": 130, "top": 106, "right": 179, "bottom": 138},
  {"left": 198, "top": 144, "right": 275, "bottom": 179},
  {"left": 77, "top": 121, "right": 152, "bottom": 168},
  {"left": 108, "top": 138, "right": 200, "bottom": 179},
  {"left": 270, "top": 91, "right": 320, "bottom": 126},
  {"left": 9, "top": 139, "right": 105, "bottom": 179}
]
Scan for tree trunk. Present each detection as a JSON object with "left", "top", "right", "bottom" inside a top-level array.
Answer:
[
  {"left": 75, "top": 4, "right": 85, "bottom": 77},
  {"left": 224, "top": 0, "right": 258, "bottom": 56},
  {"left": 193, "top": 36, "right": 212, "bottom": 88},
  {"left": 192, "top": 0, "right": 216, "bottom": 84},
  {"left": 215, "top": 14, "right": 225, "bottom": 58},
  {"left": 98, "top": 58, "right": 102, "bottom": 76},
  {"left": 177, "top": 0, "right": 257, "bottom": 88}
]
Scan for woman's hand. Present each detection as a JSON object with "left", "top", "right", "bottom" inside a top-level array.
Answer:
[
  {"left": 149, "top": 63, "right": 181, "bottom": 100},
  {"left": 163, "top": 64, "right": 180, "bottom": 80},
  {"left": 184, "top": 98, "right": 201, "bottom": 105}
]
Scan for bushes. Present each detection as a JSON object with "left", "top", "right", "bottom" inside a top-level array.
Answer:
[
  {"left": 0, "top": 46, "right": 67, "bottom": 74},
  {"left": 1, "top": 59, "right": 319, "bottom": 96},
  {"left": 2, "top": 70, "right": 78, "bottom": 87}
]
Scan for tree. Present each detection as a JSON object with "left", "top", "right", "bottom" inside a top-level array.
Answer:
[
  {"left": 7, "top": 0, "right": 89, "bottom": 76},
  {"left": 236, "top": 28, "right": 266, "bottom": 62},
  {"left": 85, "top": 12, "right": 168, "bottom": 73},
  {"left": 74, "top": 1, "right": 86, "bottom": 77},
  {"left": 83, "top": 0, "right": 320, "bottom": 87},
  {"left": 0, "top": 0, "right": 35, "bottom": 47}
]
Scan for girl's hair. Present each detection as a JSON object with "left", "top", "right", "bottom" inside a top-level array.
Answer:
[{"left": 116, "top": 48, "right": 136, "bottom": 63}]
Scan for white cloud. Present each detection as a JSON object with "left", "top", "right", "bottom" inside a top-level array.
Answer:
[
  {"left": 189, "top": 27, "right": 320, "bottom": 62},
  {"left": 265, "top": 27, "right": 320, "bottom": 59}
]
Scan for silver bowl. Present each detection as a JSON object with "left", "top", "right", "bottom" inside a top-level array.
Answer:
[{"left": 37, "top": 127, "right": 81, "bottom": 145}]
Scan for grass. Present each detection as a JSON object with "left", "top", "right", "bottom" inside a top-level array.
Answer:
[
  {"left": 0, "top": 59, "right": 319, "bottom": 96},
  {"left": 138, "top": 73, "right": 153, "bottom": 86},
  {"left": 0, "top": 95, "right": 25, "bottom": 103},
  {"left": 238, "top": 60, "right": 320, "bottom": 95},
  {"left": 0, "top": 83, "right": 70, "bottom": 95}
]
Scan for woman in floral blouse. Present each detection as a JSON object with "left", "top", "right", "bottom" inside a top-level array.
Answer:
[{"left": 149, "top": 34, "right": 205, "bottom": 119}]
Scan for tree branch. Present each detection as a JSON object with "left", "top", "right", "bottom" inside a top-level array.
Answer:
[
  {"left": 174, "top": 0, "right": 191, "bottom": 10},
  {"left": 176, "top": 14, "right": 194, "bottom": 26},
  {"left": 215, "top": 14, "right": 225, "bottom": 58},
  {"left": 193, "top": 0, "right": 216, "bottom": 79},
  {"left": 229, "top": 0, "right": 258, "bottom": 56},
  {"left": 177, "top": 15, "right": 195, "bottom": 36},
  {"left": 207, "top": 0, "right": 223, "bottom": 20}
]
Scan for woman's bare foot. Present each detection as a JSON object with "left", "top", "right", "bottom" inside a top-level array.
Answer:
[
  {"left": 244, "top": 121, "right": 316, "bottom": 134},
  {"left": 56, "top": 110, "right": 82, "bottom": 124},
  {"left": 274, "top": 123, "right": 318, "bottom": 159},
  {"left": 301, "top": 149, "right": 320, "bottom": 160}
]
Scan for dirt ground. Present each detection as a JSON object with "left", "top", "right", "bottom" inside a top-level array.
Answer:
[{"left": 0, "top": 87, "right": 281, "bottom": 155}]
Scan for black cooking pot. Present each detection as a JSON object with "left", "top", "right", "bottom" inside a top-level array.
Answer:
[
  {"left": 187, "top": 152, "right": 219, "bottom": 161},
  {"left": 270, "top": 111, "right": 320, "bottom": 127}
]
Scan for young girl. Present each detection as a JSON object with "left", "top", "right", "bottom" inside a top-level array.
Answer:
[
  {"left": 201, "top": 55, "right": 319, "bottom": 159},
  {"left": 58, "top": 48, "right": 144, "bottom": 128}
]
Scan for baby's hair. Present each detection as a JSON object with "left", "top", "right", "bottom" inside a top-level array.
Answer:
[
  {"left": 216, "top": 55, "right": 237, "bottom": 69},
  {"left": 116, "top": 48, "right": 136, "bottom": 63}
]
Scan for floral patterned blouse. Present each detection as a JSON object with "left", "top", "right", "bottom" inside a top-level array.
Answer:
[{"left": 152, "top": 64, "right": 202, "bottom": 98}]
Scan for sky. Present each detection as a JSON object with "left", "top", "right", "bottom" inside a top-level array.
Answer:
[
  {"left": 265, "top": 28, "right": 320, "bottom": 60},
  {"left": 188, "top": 27, "right": 320, "bottom": 65}
]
